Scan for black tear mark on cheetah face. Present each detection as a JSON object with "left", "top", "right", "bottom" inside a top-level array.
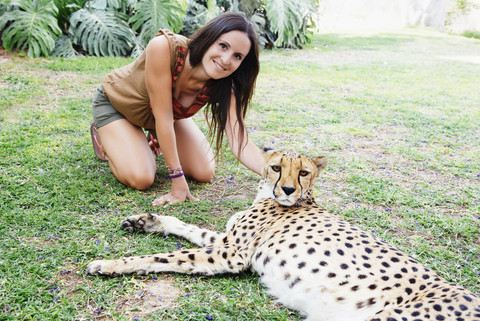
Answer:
[{"left": 260, "top": 149, "right": 327, "bottom": 206}]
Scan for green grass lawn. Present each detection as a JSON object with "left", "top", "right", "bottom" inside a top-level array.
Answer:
[{"left": 1, "top": 29, "right": 479, "bottom": 320}]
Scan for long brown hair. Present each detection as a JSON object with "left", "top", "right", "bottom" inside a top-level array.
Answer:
[{"left": 188, "top": 12, "right": 260, "bottom": 156}]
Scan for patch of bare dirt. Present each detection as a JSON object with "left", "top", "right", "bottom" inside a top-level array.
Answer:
[
  {"left": 0, "top": 47, "right": 13, "bottom": 58},
  {"left": 113, "top": 277, "right": 181, "bottom": 319},
  {"left": 49, "top": 264, "right": 181, "bottom": 320}
]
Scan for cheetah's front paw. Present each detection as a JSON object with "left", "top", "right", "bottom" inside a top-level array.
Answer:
[
  {"left": 120, "top": 213, "right": 162, "bottom": 233},
  {"left": 86, "top": 260, "right": 120, "bottom": 276}
]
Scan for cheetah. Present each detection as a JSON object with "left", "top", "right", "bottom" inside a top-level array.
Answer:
[{"left": 87, "top": 148, "right": 480, "bottom": 321}]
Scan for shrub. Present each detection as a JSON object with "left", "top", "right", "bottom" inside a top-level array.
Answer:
[
  {"left": 463, "top": 30, "right": 480, "bottom": 40},
  {"left": 0, "top": 0, "right": 319, "bottom": 57},
  {"left": 0, "top": 0, "right": 62, "bottom": 57}
]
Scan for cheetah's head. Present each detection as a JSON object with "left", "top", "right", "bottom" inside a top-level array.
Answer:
[{"left": 257, "top": 147, "right": 327, "bottom": 206}]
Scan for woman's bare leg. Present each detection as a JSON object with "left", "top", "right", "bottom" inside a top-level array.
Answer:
[
  {"left": 97, "top": 119, "right": 156, "bottom": 190},
  {"left": 96, "top": 118, "right": 213, "bottom": 190},
  {"left": 174, "top": 118, "right": 215, "bottom": 183}
]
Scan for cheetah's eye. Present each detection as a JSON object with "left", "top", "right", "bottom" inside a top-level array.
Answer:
[
  {"left": 299, "top": 170, "right": 309, "bottom": 177},
  {"left": 271, "top": 165, "right": 281, "bottom": 172}
]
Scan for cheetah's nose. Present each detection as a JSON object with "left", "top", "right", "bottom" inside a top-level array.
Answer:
[{"left": 282, "top": 186, "right": 296, "bottom": 196}]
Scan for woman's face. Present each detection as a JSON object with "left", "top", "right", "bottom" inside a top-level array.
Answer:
[{"left": 201, "top": 30, "right": 251, "bottom": 80}]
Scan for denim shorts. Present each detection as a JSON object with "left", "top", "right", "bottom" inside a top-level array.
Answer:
[{"left": 92, "top": 85, "right": 126, "bottom": 129}]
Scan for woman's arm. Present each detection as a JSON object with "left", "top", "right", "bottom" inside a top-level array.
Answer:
[
  {"left": 145, "top": 36, "right": 195, "bottom": 206},
  {"left": 225, "top": 93, "right": 263, "bottom": 176}
]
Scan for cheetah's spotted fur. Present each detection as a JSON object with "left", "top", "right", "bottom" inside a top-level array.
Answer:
[{"left": 87, "top": 148, "right": 480, "bottom": 321}]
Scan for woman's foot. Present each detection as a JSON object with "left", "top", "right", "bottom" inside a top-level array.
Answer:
[
  {"left": 147, "top": 130, "right": 162, "bottom": 157},
  {"left": 90, "top": 122, "right": 108, "bottom": 161}
]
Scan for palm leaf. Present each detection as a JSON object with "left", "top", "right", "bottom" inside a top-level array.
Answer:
[
  {"left": 129, "top": 0, "right": 186, "bottom": 46},
  {"left": 250, "top": 12, "right": 271, "bottom": 48},
  {"left": 0, "top": 0, "right": 62, "bottom": 57},
  {"left": 180, "top": 0, "right": 220, "bottom": 37},
  {"left": 53, "top": 0, "right": 85, "bottom": 33},
  {"left": 229, "top": 1, "right": 270, "bottom": 48},
  {"left": 295, "top": 0, "right": 318, "bottom": 47},
  {"left": 51, "top": 34, "right": 81, "bottom": 58},
  {"left": 89, "top": 0, "right": 123, "bottom": 10},
  {"left": 264, "top": 0, "right": 303, "bottom": 48},
  {"left": 68, "top": 7, "right": 134, "bottom": 56},
  {"left": 130, "top": 36, "right": 145, "bottom": 58}
]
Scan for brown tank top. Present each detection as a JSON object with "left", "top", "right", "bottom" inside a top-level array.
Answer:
[{"left": 102, "top": 29, "right": 210, "bottom": 130}]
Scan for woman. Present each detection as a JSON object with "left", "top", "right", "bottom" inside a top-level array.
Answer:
[{"left": 90, "top": 12, "right": 264, "bottom": 207}]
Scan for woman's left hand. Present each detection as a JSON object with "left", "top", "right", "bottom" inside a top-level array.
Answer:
[
  {"left": 151, "top": 177, "right": 198, "bottom": 207},
  {"left": 152, "top": 191, "right": 197, "bottom": 207}
]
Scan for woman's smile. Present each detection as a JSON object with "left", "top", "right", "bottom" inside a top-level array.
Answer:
[{"left": 213, "top": 59, "right": 226, "bottom": 71}]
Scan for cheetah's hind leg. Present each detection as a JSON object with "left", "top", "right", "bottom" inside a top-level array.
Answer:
[{"left": 120, "top": 214, "right": 226, "bottom": 247}]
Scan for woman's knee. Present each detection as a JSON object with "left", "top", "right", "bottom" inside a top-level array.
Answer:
[
  {"left": 187, "top": 160, "right": 215, "bottom": 183},
  {"left": 124, "top": 173, "right": 154, "bottom": 190},
  {"left": 117, "top": 166, "right": 155, "bottom": 190},
  {"left": 193, "top": 167, "right": 215, "bottom": 183}
]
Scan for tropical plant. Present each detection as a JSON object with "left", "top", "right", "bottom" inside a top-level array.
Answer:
[
  {"left": 0, "top": 0, "right": 62, "bottom": 57},
  {"left": 53, "top": 0, "right": 87, "bottom": 33},
  {"left": 264, "top": 0, "right": 317, "bottom": 48},
  {"left": 0, "top": 0, "right": 318, "bottom": 57},
  {"left": 265, "top": 0, "right": 300, "bottom": 47},
  {"left": 294, "top": 0, "right": 319, "bottom": 46},
  {"left": 68, "top": 6, "right": 135, "bottom": 57},
  {"left": 51, "top": 34, "right": 80, "bottom": 58},
  {"left": 130, "top": 0, "right": 186, "bottom": 46},
  {"left": 181, "top": 0, "right": 221, "bottom": 37},
  {"left": 223, "top": 0, "right": 318, "bottom": 48},
  {"left": 228, "top": 0, "right": 272, "bottom": 48},
  {"left": 56, "top": 0, "right": 187, "bottom": 57},
  {"left": 0, "top": 2, "right": 7, "bottom": 20}
]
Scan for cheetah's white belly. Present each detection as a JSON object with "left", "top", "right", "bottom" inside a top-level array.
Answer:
[{"left": 252, "top": 255, "right": 377, "bottom": 321}]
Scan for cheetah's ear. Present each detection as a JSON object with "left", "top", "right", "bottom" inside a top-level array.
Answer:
[
  {"left": 311, "top": 156, "right": 327, "bottom": 172},
  {"left": 261, "top": 144, "right": 274, "bottom": 153},
  {"left": 261, "top": 144, "right": 275, "bottom": 157}
]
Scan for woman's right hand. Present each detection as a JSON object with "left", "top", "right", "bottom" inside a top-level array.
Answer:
[{"left": 152, "top": 177, "right": 197, "bottom": 207}]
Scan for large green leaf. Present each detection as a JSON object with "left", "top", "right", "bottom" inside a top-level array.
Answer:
[
  {"left": 264, "top": 0, "right": 318, "bottom": 48},
  {"left": 129, "top": 0, "right": 186, "bottom": 46},
  {"left": 295, "top": 0, "right": 318, "bottom": 47},
  {"left": 180, "top": 0, "right": 220, "bottom": 37},
  {"left": 53, "top": 0, "right": 86, "bottom": 33},
  {"left": 264, "top": 0, "right": 303, "bottom": 47},
  {"left": 51, "top": 34, "right": 80, "bottom": 58},
  {"left": 229, "top": 0, "right": 270, "bottom": 47},
  {"left": 89, "top": 0, "right": 124, "bottom": 10},
  {"left": 0, "top": 0, "right": 62, "bottom": 57},
  {"left": 68, "top": 7, "right": 135, "bottom": 56}
]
